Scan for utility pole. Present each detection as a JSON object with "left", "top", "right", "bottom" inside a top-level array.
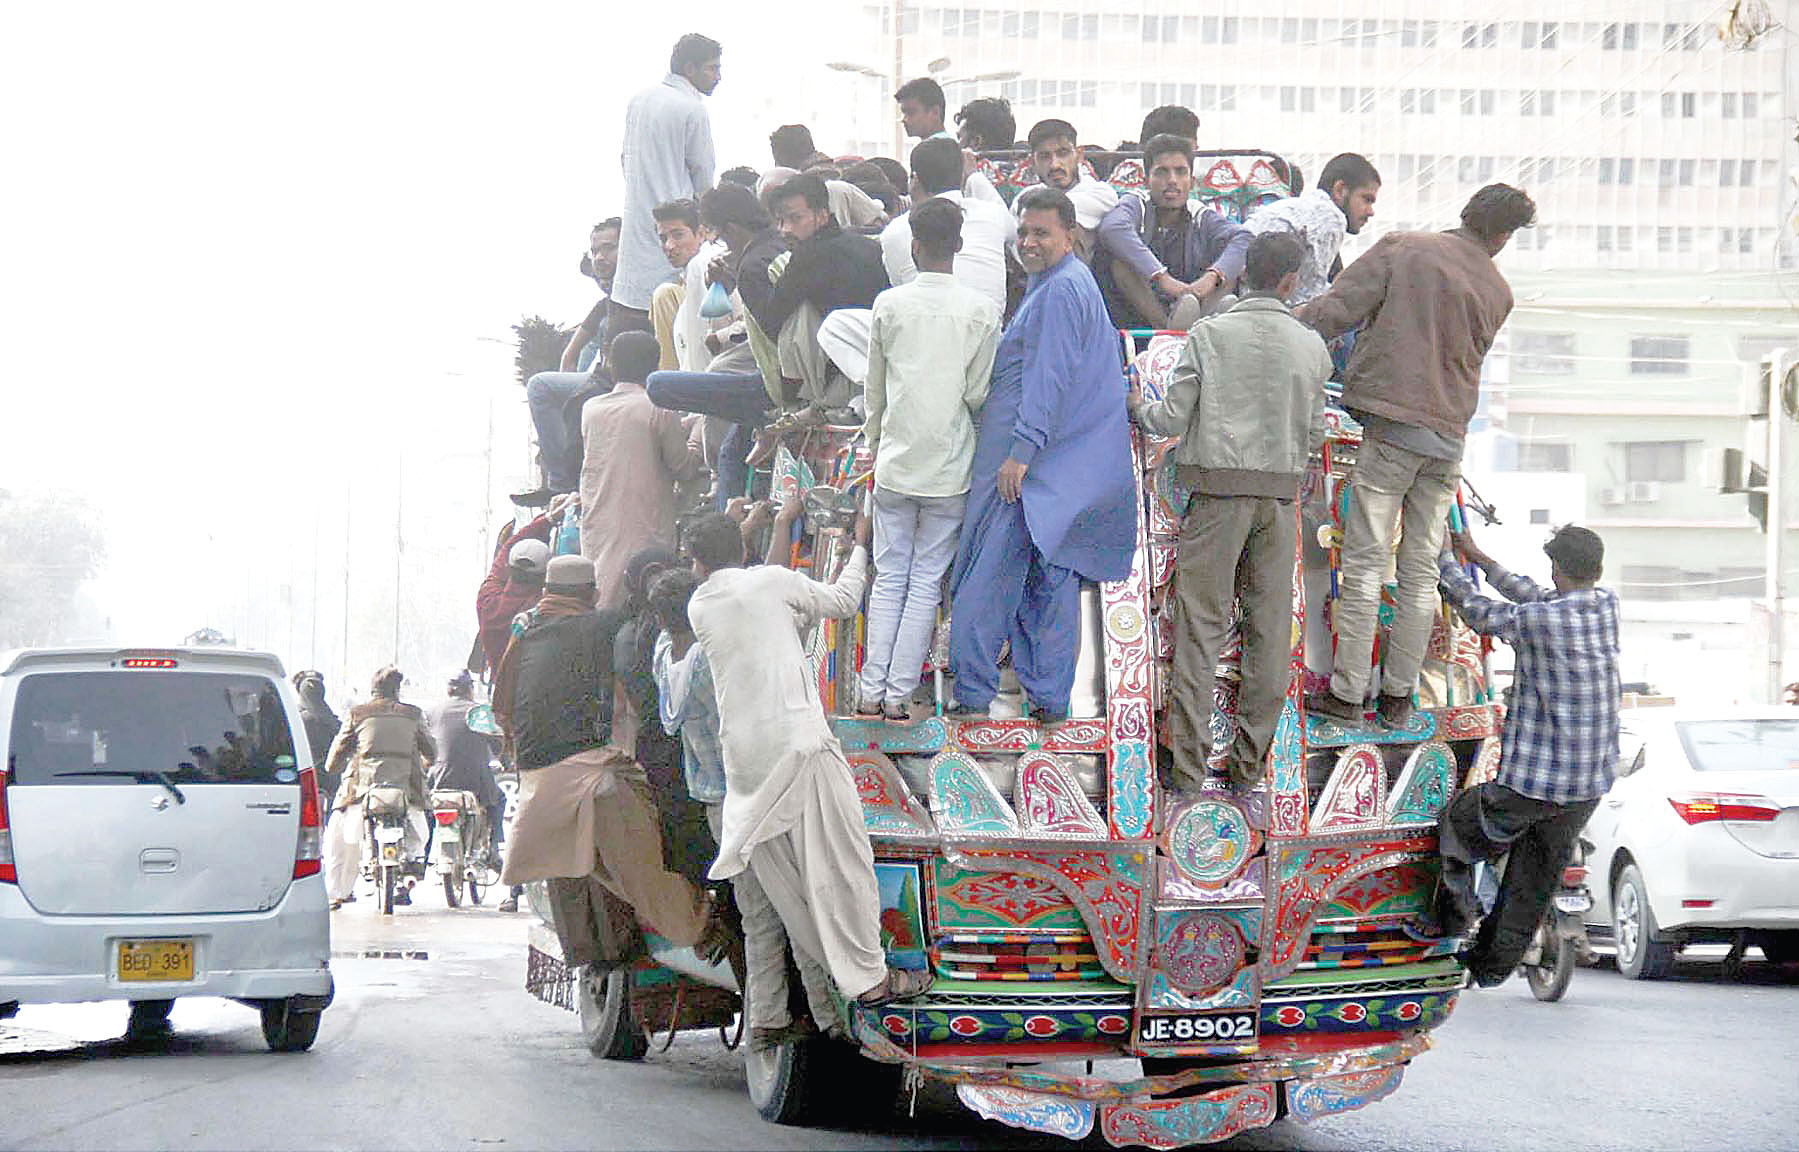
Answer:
[
  {"left": 1766, "top": 349, "right": 1790, "bottom": 703},
  {"left": 393, "top": 449, "right": 404, "bottom": 665}
]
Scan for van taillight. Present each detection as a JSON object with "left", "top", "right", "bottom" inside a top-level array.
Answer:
[
  {"left": 293, "top": 764, "right": 322, "bottom": 879},
  {"left": 0, "top": 764, "right": 15, "bottom": 884}
]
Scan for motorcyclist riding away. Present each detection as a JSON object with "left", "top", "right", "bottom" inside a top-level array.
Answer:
[
  {"left": 323, "top": 666, "right": 436, "bottom": 909},
  {"left": 429, "top": 670, "right": 505, "bottom": 862}
]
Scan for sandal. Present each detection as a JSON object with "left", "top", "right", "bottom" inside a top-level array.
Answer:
[
  {"left": 856, "top": 966, "right": 935, "bottom": 1007},
  {"left": 855, "top": 700, "right": 884, "bottom": 718}
]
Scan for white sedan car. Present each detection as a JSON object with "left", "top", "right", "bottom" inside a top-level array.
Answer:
[{"left": 1582, "top": 708, "right": 1799, "bottom": 978}]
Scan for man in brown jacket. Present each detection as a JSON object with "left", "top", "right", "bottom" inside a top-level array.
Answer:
[
  {"left": 323, "top": 667, "right": 436, "bottom": 908},
  {"left": 1298, "top": 184, "right": 1536, "bottom": 729}
]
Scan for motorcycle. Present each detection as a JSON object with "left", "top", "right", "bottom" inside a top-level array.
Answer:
[
  {"left": 1519, "top": 838, "right": 1594, "bottom": 1001},
  {"left": 364, "top": 786, "right": 422, "bottom": 915},
  {"left": 430, "top": 788, "right": 496, "bottom": 907}
]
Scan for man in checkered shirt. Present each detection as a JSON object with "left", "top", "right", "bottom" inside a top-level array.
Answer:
[{"left": 1430, "top": 523, "right": 1620, "bottom": 987}]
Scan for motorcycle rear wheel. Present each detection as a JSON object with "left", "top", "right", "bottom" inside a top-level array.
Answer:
[
  {"left": 379, "top": 866, "right": 396, "bottom": 916},
  {"left": 1524, "top": 921, "right": 1575, "bottom": 1001},
  {"left": 443, "top": 869, "right": 462, "bottom": 907}
]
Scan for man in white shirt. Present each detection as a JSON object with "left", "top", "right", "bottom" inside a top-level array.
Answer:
[
  {"left": 858, "top": 197, "right": 1002, "bottom": 719},
  {"left": 613, "top": 34, "right": 719, "bottom": 343},
  {"left": 685, "top": 513, "right": 933, "bottom": 1007},
  {"left": 879, "top": 137, "right": 1016, "bottom": 311},
  {"left": 1245, "top": 153, "right": 1381, "bottom": 304},
  {"left": 1016, "top": 119, "right": 1119, "bottom": 264}
]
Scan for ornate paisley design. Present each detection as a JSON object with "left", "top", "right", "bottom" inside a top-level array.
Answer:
[
  {"left": 959, "top": 1087, "right": 1096, "bottom": 1141},
  {"left": 1387, "top": 742, "right": 1456, "bottom": 825},
  {"left": 1312, "top": 744, "right": 1386, "bottom": 832},
  {"left": 927, "top": 749, "right": 1019, "bottom": 836},
  {"left": 833, "top": 715, "right": 947, "bottom": 755},
  {"left": 1284, "top": 1067, "right": 1406, "bottom": 1124},
  {"left": 847, "top": 751, "right": 935, "bottom": 838},
  {"left": 1464, "top": 734, "right": 1502, "bottom": 789},
  {"left": 1015, "top": 751, "right": 1107, "bottom": 838}
]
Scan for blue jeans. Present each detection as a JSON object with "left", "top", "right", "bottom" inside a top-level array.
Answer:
[
  {"left": 646, "top": 369, "right": 771, "bottom": 509},
  {"left": 525, "top": 371, "right": 593, "bottom": 493}
]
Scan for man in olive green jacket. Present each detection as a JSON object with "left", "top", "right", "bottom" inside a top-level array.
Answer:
[{"left": 1129, "top": 232, "right": 1332, "bottom": 796}]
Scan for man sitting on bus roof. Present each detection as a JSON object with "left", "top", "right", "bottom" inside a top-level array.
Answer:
[
  {"left": 1095, "top": 134, "right": 1249, "bottom": 332},
  {"left": 1245, "top": 153, "right": 1382, "bottom": 305},
  {"left": 1016, "top": 118, "right": 1118, "bottom": 265}
]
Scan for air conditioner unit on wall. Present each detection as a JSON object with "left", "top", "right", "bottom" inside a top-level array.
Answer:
[
  {"left": 1626, "top": 481, "right": 1662, "bottom": 503},
  {"left": 1601, "top": 487, "right": 1627, "bottom": 506}
]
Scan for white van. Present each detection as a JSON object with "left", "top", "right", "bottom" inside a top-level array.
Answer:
[{"left": 0, "top": 647, "right": 333, "bottom": 1050}]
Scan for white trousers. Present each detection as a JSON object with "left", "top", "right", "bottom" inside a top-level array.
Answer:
[
  {"left": 860, "top": 485, "right": 964, "bottom": 707},
  {"left": 744, "top": 754, "right": 888, "bottom": 1002},
  {"left": 706, "top": 805, "right": 839, "bottom": 1033},
  {"left": 325, "top": 808, "right": 361, "bottom": 902},
  {"left": 816, "top": 308, "right": 873, "bottom": 387}
]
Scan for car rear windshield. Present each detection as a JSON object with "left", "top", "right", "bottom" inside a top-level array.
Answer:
[
  {"left": 1676, "top": 719, "right": 1799, "bottom": 774},
  {"left": 8, "top": 671, "right": 298, "bottom": 786}
]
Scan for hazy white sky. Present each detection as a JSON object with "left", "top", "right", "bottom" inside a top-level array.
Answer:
[{"left": 0, "top": 1, "right": 869, "bottom": 691}]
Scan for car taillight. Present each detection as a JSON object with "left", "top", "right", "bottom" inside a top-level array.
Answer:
[
  {"left": 0, "top": 764, "right": 15, "bottom": 885},
  {"left": 1667, "top": 792, "right": 1781, "bottom": 825},
  {"left": 1561, "top": 865, "right": 1588, "bottom": 886},
  {"left": 434, "top": 810, "right": 459, "bottom": 826},
  {"left": 293, "top": 764, "right": 322, "bottom": 879}
]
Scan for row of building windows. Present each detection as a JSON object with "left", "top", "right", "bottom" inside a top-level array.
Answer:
[
  {"left": 1384, "top": 154, "right": 1773, "bottom": 191},
  {"left": 889, "top": 9, "right": 1731, "bottom": 53},
  {"left": 991, "top": 79, "right": 1777, "bottom": 125},
  {"left": 1511, "top": 227, "right": 1781, "bottom": 256},
  {"left": 1509, "top": 333, "right": 1793, "bottom": 377}
]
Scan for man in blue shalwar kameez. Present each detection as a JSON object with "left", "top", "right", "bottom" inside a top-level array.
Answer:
[{"left": 948, "top": 186, "right": 1139, "bottom": 723}]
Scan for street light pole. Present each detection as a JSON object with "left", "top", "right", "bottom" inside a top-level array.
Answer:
[{"left": 891, "top": 0, "right": 906, "bottom": 158}]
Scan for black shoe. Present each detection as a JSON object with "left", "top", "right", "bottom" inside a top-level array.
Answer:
[
  {"left": 1305, "top": 691, "right": 1366, "bottom": 725},
  {"left": 509, "top": 487, "right": 554, "bottom": 508},
  {"left": 497, "top": 897, "right": 518, "bottom": 913},
  {"left": 1377, "top": 692, "right": 1415, "bottom": 729},
  {"left": 1030, "top": 705, "right": 1069, "bottom": 726},
  {"left": 392, "top": 887, "right": 412, "bottom": 907}
]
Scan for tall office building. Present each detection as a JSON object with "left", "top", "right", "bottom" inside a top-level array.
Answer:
[{"left": 793, "top": 2, "right": 1798, "bottom": 700}]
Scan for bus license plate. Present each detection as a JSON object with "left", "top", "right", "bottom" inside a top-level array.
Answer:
[
  {"left": 1137, "top": 1011, "right": 1256, "bottom": 1045},
  {"left": 118, "top": 939, "right": 195, "bottom": 983}
]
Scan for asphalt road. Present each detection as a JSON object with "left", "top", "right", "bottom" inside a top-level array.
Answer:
[{"left": 4, "top": 895, "right": 1795, "bottom": 1152}]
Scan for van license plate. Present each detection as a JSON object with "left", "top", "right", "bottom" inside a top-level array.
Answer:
[{"left": 118, "top": 939, "right": 195, "bottom": 983}]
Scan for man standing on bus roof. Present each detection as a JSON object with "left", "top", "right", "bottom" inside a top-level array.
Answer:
[
  {"left": 1129, "top": 232, "right": 1331, "bottom": 798},
  {"left": 612, "top": 34, "right": 720, "bottom": 350},
  {"left": 1299, "top": 184, "right": 1535, "bottom": 731},
  {"left": 949, "top": 186, "right": 1137, "bottom": 724}
]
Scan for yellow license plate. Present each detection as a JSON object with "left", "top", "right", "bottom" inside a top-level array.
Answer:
[{"left": 118, "top": 939, "right": 195, "bottom": 983}]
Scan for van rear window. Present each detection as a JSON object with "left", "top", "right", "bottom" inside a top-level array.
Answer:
[{"left": 8, "top": 671, "right": 298, "bottom": 786}]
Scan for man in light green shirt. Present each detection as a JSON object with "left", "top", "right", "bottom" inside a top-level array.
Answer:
[{"left": 858, "top": 198, "right": 1002, "bottom": 720}]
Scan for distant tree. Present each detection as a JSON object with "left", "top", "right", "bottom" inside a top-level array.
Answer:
[
  {"left": 512, "top": 315, "right": 571, "bottom": 388},
  {"left": 0, "top": 488, "right": 107, "bottom": 648}
]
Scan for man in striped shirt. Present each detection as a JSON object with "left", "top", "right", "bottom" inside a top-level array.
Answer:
[{"left": 1431, "top": 524, "right": 1620, "bottom": 987}]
